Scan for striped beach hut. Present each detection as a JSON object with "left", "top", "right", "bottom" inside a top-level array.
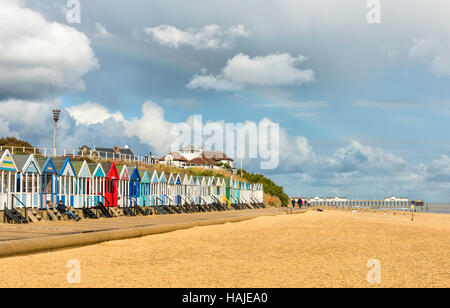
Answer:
[
  {"left": 0, "top": 150, "right": 19, "bottom": 210},
  {"left": 72, "top": 160, "right": 91, "bottom": 208},
  {"left": 174, "top": 173, "right": 182, "bottom": 205},
  {"left": 181, "top": 174, "right": 190, "bottom": 205},
  {"left": 167, "top": 173, "right": 175, "bottom": 205},
  {"left": 53, "top": 157, "right": 77, "bottom": 207},
  {"left": 140, "top": 170, "right": 151, "bottom": 207},
  {"left": 150, "top": 170, "right": 159, "bottom": 206},
  {"left": 129, "top": 165, "right": 141, "bottom": 205},
  {"left": 36, "top": 157, "right": 59, "bottom": 208},
  {"left": 158, "top": 172, "right": 167, "bottom": 205},
  {"left": 89, "top": 163, "right": 106, "bottom": 206},
  {"left": 13, "top": 154, "right": 41, "bottom": 208},
  {"left": 117, "top": 165, "right": 130, "bottom": 207}
]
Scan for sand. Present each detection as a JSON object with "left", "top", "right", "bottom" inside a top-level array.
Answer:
[{"left": 0, "top": 208, "right": 448, "bottom": 288}]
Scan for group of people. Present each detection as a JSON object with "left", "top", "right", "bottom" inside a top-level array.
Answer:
[{"left": 290, "top": 199, "right": 310, "bottom": 208}]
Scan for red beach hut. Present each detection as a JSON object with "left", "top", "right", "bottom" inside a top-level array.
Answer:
[{"left": 101, "top": 161, "right": 120, "bottom": 207}]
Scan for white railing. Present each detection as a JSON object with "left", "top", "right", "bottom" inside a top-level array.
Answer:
[{"left": 0, "top": 145, "right": 158, "bottom": 166}]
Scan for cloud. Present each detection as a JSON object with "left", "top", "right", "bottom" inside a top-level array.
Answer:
[
  {"left": 0, "top": 0, "right": 98, "bottom": 100},
  {"left": 424, "top": 155, "right": 450, "bottom": 182},
  {"left": 124, "top": 101, "right": 181, "bottom": 154},
  {"left": 187, "top": 75, "right": 241, "bottom": 91},
  {"left": 409, "top": 36, "right": 450, "bottom": 77},
  {"left": 140, "top": 24, "right": 249, "bottom": 49},
  {"left": 188, "top": 53, "right": 315, "bottom": 91},
  {"left": 328, "top": 140, "right": 408, "bottom": 175},
  {"left": 94, "top": 22, "right": 113, "bottom": 38},
  {"left": 66, "top": 102, "right": 124, "bottom": 125}
]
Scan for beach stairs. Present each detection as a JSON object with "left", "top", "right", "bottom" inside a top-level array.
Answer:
[
  {"left": 82, "top": 207, "right": 98, "bottom": 219},
  {"left": 169, "top": 205, "right": 182, "bottom": 214},
  {"left": 153, "top": 204, "right": 166, "bottom": 215},
  {"left": 182, "top": 203, "right": 193, "bottom": 213},
  {"left": 123, "top": 207, "right": 136, "bottom": 216},
  {"left": 47, "top": 207, "right": 64, "bottom": 221},
  {"left": 96, "top": 202, "right": 113, "bottom": 218},
  {"left": 134, "top": 204, "right": 150, "bottom": 216},
  {"left": 4, "top": 207, "right": 28, "bottom": 224},
  {"left": 27, "top": 209, "right": 43, "bottom": 223},
  {"left": 109, "top": 207, "right": 123, "bottom": 217}
]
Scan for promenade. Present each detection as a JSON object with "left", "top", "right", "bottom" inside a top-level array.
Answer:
[{"left": 0, "top": 208, "right": 290, "bottom": 257}]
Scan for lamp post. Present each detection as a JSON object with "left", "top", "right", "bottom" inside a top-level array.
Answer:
[{"left": 52, "top": 110, "right": 61, "bottom": 157}]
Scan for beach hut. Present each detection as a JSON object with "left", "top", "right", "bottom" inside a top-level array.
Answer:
[
  {"left": 167, "top": 173, "right": 175, "bottom": 205},
  {"left": 206, "top": 176, "right": 213, "bottom": 204},
  {"left": 150, "top": 170, "right": 159, "bottom": 206},
  {"left": 0, "top": 150, "right": 19, "bottom": 210},
  {"left": 140, "top": 170, "right": 151, "bottom": 207},
  {"left": 13, "top": 154, "right": 41, "bottom": 208},
  {"left": 158, "top": 172, "right": 167, "bottom": 205},
  {"left": 36, "top": 157, "right": 59, "bottom": 209},
  {"left": 101, "top": 162, "right": 120, "bottom": 207},
  {"left": 181, "top": 174, "right": 190, "bottom": 205},
  {"left": 53, "top": 157, "right": 77, "bottom": 207},
  {"left": 174, "top": 174, "right": 182, "bottom": 205},
  {"left": 129, "top": 165, "right": 141, "bottom": 206},
  {"left": 72, "top": 160, "right": 91, "bottom": 208},
  {"left": 117, "top": 165, "right": 130, "bottom": 207},
  {"left": 88, "top": 163, "right": 106, "bottom": 206},
  {"left": 200, "top": 176, "right": 207, "bottom": 204}
]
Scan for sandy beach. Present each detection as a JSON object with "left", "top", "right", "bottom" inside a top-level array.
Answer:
[{"left": 0, "top": 208, "right": 448, "bottom": 288}]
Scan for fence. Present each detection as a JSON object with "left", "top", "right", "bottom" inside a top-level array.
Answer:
[{"left": 0, "top": 146, "right": 158, "bottom": 166}]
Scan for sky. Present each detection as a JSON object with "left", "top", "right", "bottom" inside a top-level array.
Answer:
[{"left": 1, "top": 0, "right": 450, "bottom": 201}]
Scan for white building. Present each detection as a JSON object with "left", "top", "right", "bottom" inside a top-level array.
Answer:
[
  {"left": 160, "top": 145, "right": 233, "bottom": 170},
  {"left": 326, "top": 197, "right": 348, "bottom": 202},
  {"left": 384, "top": 196, "right": 409, "bottom": 202}
]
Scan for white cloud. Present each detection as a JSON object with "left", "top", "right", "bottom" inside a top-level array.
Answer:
[
  {"left": 328, "top": 140, "right": 408, "bottom": 174},
  {"left": 187, "top": 75, "right": 241, "bottom": 91},
  {"left": 409, "top": 37, "right": 450, "bottom": 77},
  {"left": 66, "top": 102, "right": 124, "bottom": 125},
  {"left": 0, "top": 0, "right": 98, "bottom": 100},
  {"left": 141, "top": 24, "right": 249, "bottom": 49},
  {"left": 187, "top": 53, "right": 314, "bottom": 91},
  {"left": 94, "top": 22, "right": 112, "bottom": 38}
]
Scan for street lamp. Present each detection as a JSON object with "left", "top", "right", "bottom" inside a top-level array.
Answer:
[{"left": 52, "top": 110, "right": 61, "bottom": 157}]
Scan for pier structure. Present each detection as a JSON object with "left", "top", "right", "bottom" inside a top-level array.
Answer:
[{"left": 291, "top": 196, "right": 424, "bottom": 210}]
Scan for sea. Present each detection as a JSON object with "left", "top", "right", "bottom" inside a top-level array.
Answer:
[{"left": 423, "top": 203, "right": 450, "bottom": 214}]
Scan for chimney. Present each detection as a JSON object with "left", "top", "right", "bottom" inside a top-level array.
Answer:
[{"left": 114, "top": 146, "right": 120, "bottom": 153}]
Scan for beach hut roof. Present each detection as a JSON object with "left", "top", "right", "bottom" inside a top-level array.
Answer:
[
  {"left": 0, "top": 150, "right": 18, "bottom": 172},
  {"left": 72, "top": 161, "right": 91, "bottom": 178},
  {"left": 12, "top": 154, "right": 40, "bottom": 174},
  {"left": 37, "top": 157, "right": 58, "bottom": 174},
  {"left": 150, "top": 170, "right": 159, "bottom": 183},
  {"left": 53, "top": 157, "right": 76, "bottom": 176},
  {"left": 158, "top": 172, "right": 167, "bottom": 183},
  {"left": 175, "top": 173, "right": 182, "bottom": 185},
  {"left": 117, "top": 165, "right": 130, "bottom": 180},
  {"left": 130, "top": 165, "right": 141, "bottom": 181},
  {"left": 88, "top": 163, "right": 105, "bottom": 177},
  {"left": 141, "top": 170, "right": 151, "bottom": 183},
  {"left": 181, "top": 174, "right": 189, "bottom": 185},
  {"left": 167, "top": 173, "right": 175, "bottom": 185},
  {"left": 105, "top": 161, "right": 120, "bottom": 179},
  {"left": 11, "top": 155, "right": 28, "bottom": 172}
]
